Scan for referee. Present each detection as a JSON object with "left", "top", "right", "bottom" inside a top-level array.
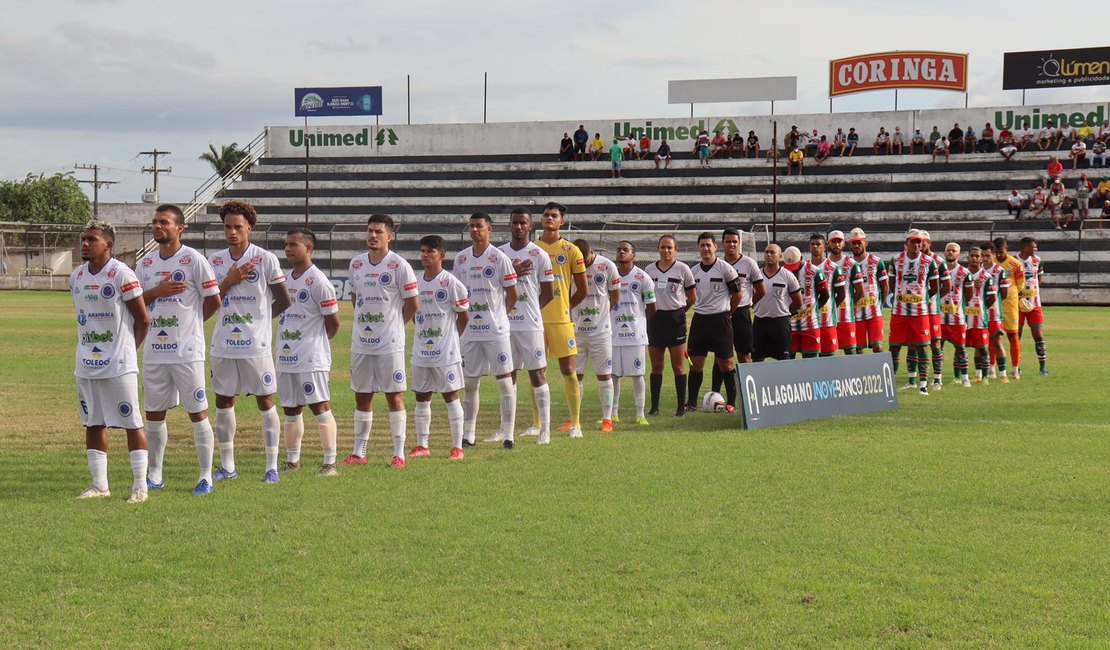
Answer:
[
  {"left": 685, "top": 232, "right": 742, "bottom": 411},
  {"left": 753, "top": 244, "right": 802, "bottom": 362}
]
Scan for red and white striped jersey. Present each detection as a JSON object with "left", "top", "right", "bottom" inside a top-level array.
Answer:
[
  {"left": 963, "top": 268, "right": 996, "bottom": 330},
  {"left": 889, "top": 252, "right": 940, "bottom": 317},
  {"left": 816, "top": 258, "right": 842, "bottom": 328},
  {"left": 790, "top": 261, "right": 828, "bottom": 331},
  {"left": 940, "top": 263, "right": 970, "bottom": 326},
  {"left": 830, "top": 256, "right": 863, "bottom": 324},
  {"left": 850, "top": 252, "right": 888, "bottom": 321},
  {"left": 981, "top": 262, "right": 1009, "bottom": 324},
  {"left": 926, "top": 251, "right": 946, "bottom": 315},
  {"left": 1019, "top": 253, "right": 1043, "bottom": 309}
]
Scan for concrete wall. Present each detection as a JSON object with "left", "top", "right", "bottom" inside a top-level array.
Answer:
[
  {"left": 98, "top": 203, "right": 160, "bottom": 225},
  {"left": 266, "top": 101, "right": 1109, "bottom": 158}
]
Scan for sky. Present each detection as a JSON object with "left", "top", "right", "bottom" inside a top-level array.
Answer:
[{"left": 2, "top": 0, "right": 1107, "bottom": 205}]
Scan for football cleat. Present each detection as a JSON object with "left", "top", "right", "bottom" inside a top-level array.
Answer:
[
  {"left": 520, "top": 426, "right": 541, "bottom": 437},
  {"left": 900, "top": 381, "right": 916, "bottom": 390},
  {"left": 503, "top": 439, "right": 515, "bottom": 450},
  {"left": 213, "top": 467, "right": 238, "bottom": 481},
  {"left": 126, "top": 488, "right": 149, "bottom": 504},
  {"left": 1000, "top": 375, "right": 1010, "bottom": 384},
  {"left": 918, "top": 387, "right": 929, "bottom": 396},
  {"left": 77, "top": 486, "right": 110, "bottom": 499},
  {"left": 537, "top": 431, "right": 551, "bottom": 445},
  {"left": 317, "top": 464, "right": 339, "bottom": 477},
  {"left": 635, "top": 416, "right": 650, "bottom": 426},
  {"left": 674, "top": 407, "right": 686, "bottom": 418},
  {"left": 279, "top": 460, "right": 301, "bottom": 472},
  {"left": 961, "top": 377, "right": 972, "bottom": 388},
  {"left": 600, "top": 419, "right": 613, "bottom": 433},
  {"left": 390, "top": 456, "right": 406, "bottom": 468},
  {"left": 483, "top": 432, "right": 505, "bottom": 443},
  {"left": 569, "top": 426, "right": 583, "bottom": 439},
  {"left": 647, "top": 407, "right": 659, "bottom": 417},
  {"left": 146, "top": 477, "right": 165, "bottom": 490},
  {"left": 263, "top": 469, "right": 280, "bottom": 484},
  {"left": 192, "top": 479, "right": 214, "bottom": 495},
  {"left": 461, "top": 438, "right": 476, "bottom": 448},
  {"left": 408, "top": 446, "right": 431, "bottom": 458},
  {"left": 932, "top": 380, "right": 943, "bottom": 390},
  {"left": 684, "top": 404, "right": 697, "bottom": 412},
  {"left": 724, "top": 404, "right": 736, "bottom": 414},
  {"left": 449, "top": 447, "right": 465, "bottom": 460},
  {"left": 342, "top": 454, "right": 367, "bottom": 465},
  {"left": 557, "top": 420, "right": 573, "bottom": 431},
  {"left": 1040, "top": 369, "right": 1049, "bottom": 376}
]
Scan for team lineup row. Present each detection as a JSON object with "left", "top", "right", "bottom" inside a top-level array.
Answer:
[{"left": 69, "top": 199, "right": 1048, "bottom": 503}]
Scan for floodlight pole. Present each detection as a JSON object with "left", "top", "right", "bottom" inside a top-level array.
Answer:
[
  {"left": 483, "top": 72, "right": 487, "bottom": 124},
  {"left": 304, "top": 116, "right": 310, "bottom": 226},
  {"left": 771, "top": 120, "right": 778, "bottom": 243}
]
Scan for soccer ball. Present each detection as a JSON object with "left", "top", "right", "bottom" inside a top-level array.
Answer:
[
  {"left": 1019, "top": 297, "right": 1034, "bottom": 313},
  {"left": 701, "top": 391, "right": 726, "bottom": 413}
]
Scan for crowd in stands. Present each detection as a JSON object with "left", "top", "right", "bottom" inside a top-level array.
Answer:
[{"left": 1007, "top": 158, "right": 1110, "bottom": 230}]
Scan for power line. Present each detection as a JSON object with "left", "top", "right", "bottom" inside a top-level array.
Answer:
[
  {"left": 74, "top": 164, "right": 119, "bottom": 217},
  {"left": 139, "top": 149, "right": 172, "bottom": 202}
]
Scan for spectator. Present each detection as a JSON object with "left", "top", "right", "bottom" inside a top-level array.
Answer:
[
  {"left": 746, "top": 131, "right": 760, "bottom": 158},
  {"left": 796, "top": 129, "right": 810, "bottom": 153},
  {"left": 573, "top": 125, "right": 589, "bottom": 161},
  {"left": 932, "top": 136, "right": 950, "bottom": 163},
  {"left": 1091, "top": 139, "right": 1107, "bottom": 168},
  {"left": 1070, "top": 137, "right": 1087, "bottom": 169},
  {"left": 891, "top": 126, "right": 905, "bottom": 154},
  {"left": 609, "top": 138, "right": 623, "bottom": 179},
  {"left": 710, "top": 130, "right": 728, "bottom": 158},
  {"left": 786, "top": 125, "right": 800, "bottom": 150},
  {"left": 927, "top": 126, "right": 942, "bottom": 153},
  {"left": 807, "top": 129, "right": 821, "bottom": 156},
  {"left": 833, "top": 128, "right": 847, "bottom": 155},
  {"left": 1030, "top": 187, "right": 1047, "bottom": 218},
  {"left": 589, "top": 132, "right": 605, "bottom": 161},
  {"left": 998, "top": 137, "right": 1018, "bottom": 161},
  {"left": 624, "top": 134, "right": 637, "bottom": 159},
  {"left": 1037, "top": 121, "right": 1055, "bottom": 150},
  {"left": 814, "top": 135, "right": 832, "bottom": 166},
  {"left": 1046, "top": 187, "right": 1064, "bottom": 224},
  {"left": 1048, "top": 176, "right": 1065, "bottom": 195},
  {"left": 962, "top": 125, "right": 977, "bottom": 154},
  {"left": 654, "top": 139, "right": 672, "bottom": 169},
  {"left": 1006, "top": 189, "right": 1028, "bottom": 220},
  {"left": 1100, "top": 120, "right": 1110, "bottom": 143},
  {"left": 638, "top": 132, "right": 653, "bottom": 160},
  {"left": 873, "top": 127, "right": 891, "bottom": 154},
  {"left": 947, "top": 123, "right": 964, "bottom": 153},
  {"left": 979, "top": 123, "right": 995, "bottom": 153},
  {"left": 910, "top": 128, "right": 926, "bottom": 154},
  {"left": 1056, "top": 122, "right": 1075, "bottom": 150},
  {"left": 695, "top": 130, "right": 711, "bottom": 168},
  {"left": 559, "top": 133, "right": 574, "bottom": 161},
  {"left": 1044, "top": 157, "right": 1064, "bottom": 184},
  {"left": 1100, "top": 200, "right": 1110, "bottom": 226},
  {"left": 1019, "top": 122, "right": 1035, "bottom": 150},
  {"left": 1078, "top": 120, "right": 1095, "bottom": 144},
  {"left": 1058, "top": 195, "right": 1075, "bottom": 229},
  {"left": 1098, "top": 175, "right": 1110, "bottom": 204},
  {"left": 1076, "top": 174, "right": 1093, "bottom": 220},
  {"left": 787, "top": 146, "right": 804, "bottom": 176},
  {"left": 844, "top": 127, "right": 859, "bottom": 156},
  {"left": 729, "top": 132, "right": 745, "bottom": 158}
]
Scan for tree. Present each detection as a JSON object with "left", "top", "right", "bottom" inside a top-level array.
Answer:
[
  {"left": 0, "top": 172, "right": 91, "bottom": 225},
  {"left": 199, "top": 143, "right": 249, "bottom": 177}
]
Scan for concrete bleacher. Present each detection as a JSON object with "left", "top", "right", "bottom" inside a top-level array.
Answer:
[{"left": 181, "top": 147, "right": 1110, "bottom": 303}]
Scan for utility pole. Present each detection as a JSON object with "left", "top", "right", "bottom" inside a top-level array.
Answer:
[
  {"left": 139, "top": 149, "right": 172, "bottom": 201},
  {"left": 74, "top": 164, "right": 119, "bottom": 217}
]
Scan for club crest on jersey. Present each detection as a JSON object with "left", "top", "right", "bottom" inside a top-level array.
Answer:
[
  {"left": 244, "top": 270, "right": 259, "bottom": 283},
  {"left": 556, "top": 254, "right": 567, "bottom": 265},
  {"left": 192, "top": 387, "right": 206, "bottom": 402},
  {"left": 434, "top": 289, "right": 447, "bottom": 302},
  {"left": 179, "top": 255, "right": 193, "bottom": 265},
  {"left": 630, "top": 282, "right": 640, "bottom": 292},
  {"left": 303, "top": 382, "right": 315, "bottom": 395},
  {"left": 171, "top": 270, "right": 186, "bottom": 282},
  {"left": 352, "top": 260, "right": 363, "bottom": 269},
  {"left": 297, "top": 289, "right": 310, "bottom": 303},
  {"left": 593, "top": 274, "right": 605, "bottom": 285},
  {"left": 567, "top": 336, "right": 576, "bottom": 349},
  {"left": 497, "top": 352, "right": 509, "bottom": 365},
  {"left": 100, "top": 284, "right": 115, "bottom": 299},
  {"left": 482, "top": 267, "right": 495, "bottom": 279},
  {"left": 107, "top": 268, "right": 117, "bottom": 279},
  {"left": 262, "top": 372, "right": 274, "bottom": 386},
  {"left": 534, "top": 348, "right": 544, "bottom": 360},
  {"left": 379, "top": 273, "right": 392, "bottom": 286},
  {"left": 447, "top": 370, "right": 458, "bottom": 383},
  {"left": 118, "top": 402, "right": 133, "bottom": 417},
  {"left": 393, "top": 370, "right": 405, "bottom": 383}
]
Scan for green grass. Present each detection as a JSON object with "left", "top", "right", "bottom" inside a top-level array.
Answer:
[{"left": 1, "top": 290, "right": 1108, "bottom": 648}]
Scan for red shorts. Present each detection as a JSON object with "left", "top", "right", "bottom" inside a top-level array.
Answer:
[
  {"left": 966, "top": 327, "right": 988, "bottom": 348},
  {"left": 820, "top": 325, "right": 839, "bottom": 355},
  {"left": 857, "top": 315, "right": 885, "bottom": 347},
  {"left": 890, "top": 314, "right": 931, "bottom": 346},
  {"left": 836, "top": 321, "right": 857, "bottom": 350},
  {"left": 930, "top": 313, "right": 942, "bottom": 341},
  {"left": 988, "top": 320, "right": 1004, "bottom": 336},
  {"left": 791, "top": 328, "right": 821, "bottom": 354},
  {"left": 1019, "top": 306, "right": 1044, "bottom": 327},
  {"left": 941, "top": 323, "right": 966, "bottom": 346}
]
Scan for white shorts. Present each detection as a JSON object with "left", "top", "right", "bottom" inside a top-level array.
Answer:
[
  {"left": 575, "top": 336, "right": 613, "bottom": 375},
  {"left": 510, "top": 330, "right": 547, "bottom": 371},
  {"left": 211, "top": 356, "right": 277, "bottom": 397},
  {"left": 612, "top": 345, "right": 647, "bottom": 377},
  {"left": 142, "top": 361, "right": 208, "bottom": 413},
  {"left": 277, "top": 370, "right": 332, "bottom": 408},
  {"left": 461, "top": 337, "right": 513, "bottom": 377},
  {"left": 77, "top": 373, "right": 143, "bottom": 430},
  {"left": 412, "top": 363, "right": 464, "bottom": 394},
  {"left": 351, "top": 351, "right": 407, "bottom": 394}
]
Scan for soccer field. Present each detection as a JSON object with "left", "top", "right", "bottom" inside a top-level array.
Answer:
[{"left": 1, "top": 290, "right": 1108, "bottom": 648}]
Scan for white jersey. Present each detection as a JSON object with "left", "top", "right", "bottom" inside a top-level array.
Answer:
[
  {"left": 453, "top": 244, "right": 517, "bottom": 341},
  {"left": 70, "top": 258, "right": 143, "bottom": 379},
  {"left": 728, "top": 255, "right": 762, "bottom": 308},
  {"left": 277, "top": 265, "right": 339, "bottom": 373},
  {"left": 691, "top": 258, "right": 741, "bottom": 314},
  {"left": 499, "top": 241, "right": 553, "bottom": 333},
  {"left": 412, "top": 270, "right": 469, "bottom": 368},
  {"left": 136, "top": 245, "right": 219, "bottom": 365},
  {"left": 209, "top": 243, "right": 286, "bottom": 359},
  {"left": 754, "top": 266, "right": 801, "bottom": 318},
  {"left": 647, "top": 260, "right": 695, "bottom": 311},
  {"left": 574, "top": 254, "right": 621, "bottom": 340},
  {"left": 349, "top": 249, "right": 419, "bottom": 355},
  {"left": 611, "top": 266, "right": 655, "bottom": 347}
]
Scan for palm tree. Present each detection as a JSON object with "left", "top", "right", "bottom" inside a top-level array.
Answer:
[{"left": 199, "top": 143, "right": 249, "bottom": 177}]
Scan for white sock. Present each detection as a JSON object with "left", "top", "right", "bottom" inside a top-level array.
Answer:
[
  {"left": 261, "top": 406, "right": 280, "bottom": 472},
  {"left": 415, "top": 400, "right": 432, "bottom": 448},
  {"left": 389, "top": 410, "right": 407, "bottom": 459},
  {"left": 599, "top": 378, "right": 614, "bottom": 420},
  {"left": 497, "top": 376, "right": 516, "bottom": 441},
  {"left": 534, "top": 383, "right": 551, "bottom": 435},
  {"left": 316, "top": 410, "right": 337, "bottom": 465},
  {"left": 215, "top": 407, "right": 237, "bottom": 472},
  {"left": 612, "top": 377, "right": 622, "bottom": 421},
  {"left": 632, "top": 375, "right": 646, "bottom": 417},
  {"left": 284, "top": 414, "right": 304, "bottom": 463},
  {"left": 447, "top": 399, "right": 464, "bottom": 449},
  {"left": 87, "top": 449, "right": 108, "bottom": 491},
  {"left": 129, "top": 449, "right": 148, "bottom": 491},
  {"left": 463, "top": 376, "right": 480, "bottom": 444},
  {"left": 145, "top": 419, "right": 167, "bottom": 484},
  {"left": 353, "top": 410, "right": 372, "bottom": 457},
  {"left": 192, "top": 418, "right": 214, "bottom": 483}
]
